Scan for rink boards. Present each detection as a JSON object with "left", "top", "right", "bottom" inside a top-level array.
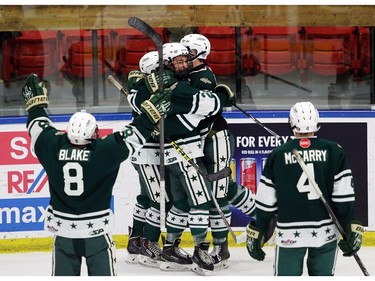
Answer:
[{"left": 0, "top": 110, "right": 374, "bottom": 252}]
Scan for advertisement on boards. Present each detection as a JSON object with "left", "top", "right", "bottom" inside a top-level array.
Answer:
[
  {"left": 228, "top": 121, "right": 368, "bottom": 227},
  {"left": 0, "top": 127, "right": 114, "bottom": 235},
  {"left": 0, "top": 115, "right": 370, "bottom": 238}
]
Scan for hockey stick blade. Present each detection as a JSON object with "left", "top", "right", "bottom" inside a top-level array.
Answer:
[
  {"left": 204, "top": 167, "right": 232, "bottom": 182},
  {"left": 128, "top": 17, "right": 163, "bottom": 48}
]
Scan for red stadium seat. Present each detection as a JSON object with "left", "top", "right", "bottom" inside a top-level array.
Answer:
[
  {"left": 246, "top": 27, "right": 302, "bottom": 76},
  {"left": 1, "top": 30, "right": 58, "bottom": 83},
  {"left": 58, "top": 29, "right": 111, "bottom": 79},
  {"left": 197, "top": 26, "right": 237, "bottom": 75},
  {"left": 111, "top": 28, "right": 169, "bottom": 75},
  {"left": 62, "top": 41, "right": 106, "bottom": 78},
  {"left": 304, "top": 27, "right": 355, "bottom": 76}
]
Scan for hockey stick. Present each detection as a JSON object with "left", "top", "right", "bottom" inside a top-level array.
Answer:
[
  {"left": 108, "top": 75, "right": 232, "bottom": 182},
  {"left": 260, "top": 71, "right": 312, "bottom": 93},
  {"left": 292, "top": 149, "right": 370, "bottom": 276},
  {"left": 128, "top": 16, "right": 167, "bottom": 232},
  {"left": 169, "top": 139, "right": 231, "bottom": 182},
  {"left": 169, "top": 139, "right": 241, "bottom": 243},
  {"left": 231, "top": 103, "right": 281, "bottom": 139},
  {"left": 209, "top": 187, "right": 243, "bottom": 244},
  {"left": 244, "top": 54, "right": 312, "bottom": 93},
  {"left": 109, "top": 73, "right": 233, "bottom": 179}
]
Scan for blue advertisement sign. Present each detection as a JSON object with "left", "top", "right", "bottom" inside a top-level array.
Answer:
[{"left": 0, "top": 197, "right": 115, "bottom": 232}]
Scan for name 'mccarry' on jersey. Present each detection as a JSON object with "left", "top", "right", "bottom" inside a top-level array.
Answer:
[{"left": 256, "top": 136, "right": 356, "bottom": 248}]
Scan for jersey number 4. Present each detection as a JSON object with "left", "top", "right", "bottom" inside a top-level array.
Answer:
[{"left": 296, "top": 163, "right": 319, "bottom": 200}]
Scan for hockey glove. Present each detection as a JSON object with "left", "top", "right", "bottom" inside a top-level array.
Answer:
[
  {"left": 214, "top": 84, "right": 237, "bottom": 107},
  {"left": 338, "top": 221, "right": 364, "bottom": 257},
  {"left": 145, "top": 69, "right": 179, "bottom": 94},
  {"left": 127, "top": 70, "right": 144, "bottom": 92},
  {"left": 246, "top": 221, "right": 266, "bottom": 261},
  {"left": 140, "top": 89, "right": 173, "bottom": 124},
  {"left": 22, "top": 73, "right": 49, "bottom": 112}
]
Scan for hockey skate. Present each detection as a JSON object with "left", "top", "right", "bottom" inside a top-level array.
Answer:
[
  {"left": 191, "top": 241, "right": 214, "bottom": 276},
  {"left": 210, "top": 240, "right": 230, "bottom": 270},
  {"left": 137, "top": 237, "right": 163, "bottom": 268},
  {"left": 159, "top": 238, "right": 193, "bottom": 271},
  {"left": 126, "top": 226, "right": 141, "bottom": 264}
]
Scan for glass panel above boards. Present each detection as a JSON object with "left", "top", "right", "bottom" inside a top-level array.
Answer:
[{"left": 0, "top": 6, "right": 373, "bottom": 117}]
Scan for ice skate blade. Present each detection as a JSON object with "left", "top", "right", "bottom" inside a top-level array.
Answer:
[
  {"left": 159, "top": 261, "right": 192, "bottom": 271},
  {"left": 214, "top": 260, "right": 230, "bottom": 270},
  {"left": 191, "top": 263, "right": 213, "bottom": 276},
  {"left": 125, "top": 253, "right": 139, "bottom": 264},
  {"left": 137, "top": 255, "right": 161, "bottom": 268}
]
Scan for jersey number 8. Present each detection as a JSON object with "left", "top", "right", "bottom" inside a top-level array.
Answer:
[{"left": 63, "top": 162, "right": 84, "bottom": 196}]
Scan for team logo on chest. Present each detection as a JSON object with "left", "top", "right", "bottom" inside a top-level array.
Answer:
[{"left": 299, "top": 138, "right": 311, "bottom": 149}]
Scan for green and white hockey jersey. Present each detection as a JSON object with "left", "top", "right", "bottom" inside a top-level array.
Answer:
[
  {"left": 27, "top": 107, "right": 154, "bottom": 238},
  {"left": 127, "top": 73, "right": 228, "bottom": 166},
  {"left": 256, "top": 136, "right": 356, "bottom": 248}
]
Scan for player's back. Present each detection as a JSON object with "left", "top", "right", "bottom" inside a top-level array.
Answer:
[
  {"left": 264, "top": 137, "right": 348, "bottom": 224},
  {"left": 34, "top": 129, "right": 128, "bottom": 215}
]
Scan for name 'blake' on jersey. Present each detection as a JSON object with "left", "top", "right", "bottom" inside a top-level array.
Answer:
[
  {"left": 58, "top": 148, "right": 91, "bottom": 161},
  {"left": 284, "top": 149, "right": 327, "bottom": 165}
]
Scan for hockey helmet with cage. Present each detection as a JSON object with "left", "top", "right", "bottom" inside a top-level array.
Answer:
[
  {"left": 162, "top": 42, "right": 191, "bottom": 77},
  {"left": 289, "top": 101, "right": 320, "bottom": 134},
  {"left": 67, "top": 111, "right": 99, "bottom": 145},
  {"left": 139, "top": 51, "right": 159, "bottom": 75},
  {"left": 162, "top": 42, "right": 190, "bottom": 64},
  {"left": 180, "top": 33, "right": 211, "bottom": 60}
]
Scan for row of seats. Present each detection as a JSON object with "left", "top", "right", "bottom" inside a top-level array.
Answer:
[
  {"left": 200, "top": 26, "right": 370, "bottom": 77},
  {"left": 1, "top": 26, "right": 371, "bottom": 85},
  {"left": 1, "top": 28, "right": 169, "bottom": 84}
]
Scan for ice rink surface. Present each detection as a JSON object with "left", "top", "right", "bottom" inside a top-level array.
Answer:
[{"left": 0, "top": 246, "right": 374, "bottom": 279}]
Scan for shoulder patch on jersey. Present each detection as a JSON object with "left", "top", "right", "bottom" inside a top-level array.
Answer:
[
  {"left": 55, "top": 131, "right": 66, "bottom": 136},
  {"left": 200, "top": 77, "right": 212, "bottom": 84}
]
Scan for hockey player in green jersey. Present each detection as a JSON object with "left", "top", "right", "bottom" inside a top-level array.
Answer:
[
  {"left": 22, "top": 73, "right": 167, "bottom": 276},
  {"left": 178, "top": 33, "right": 256, "bottom": 270},
  {"left": 124, "top": 52, "right": 175, "bottom": 267},
  {"left": 246, "top": 101, "right": 364, "bottom": 276},
  {"left": 123, "top": 47, "right": 234, "bottom": 274},
  {"left": 128, "top": 43, "right": 235, "bottom": 275}
]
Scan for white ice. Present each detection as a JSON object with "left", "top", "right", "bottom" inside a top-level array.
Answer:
[{"left": 0, "top": 246, "right": 374, "bottom": 279}]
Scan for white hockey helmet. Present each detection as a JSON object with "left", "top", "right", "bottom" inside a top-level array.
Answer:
[
  {"left": 180, "top": 33, "right": 211, "bottom": 60},
  {"left": 67, "top": 111, "right": 99, "bottom": 145},
  {"left": 289, "top": 101, "right": 320, "bottom": 134},
  {"left": 139, "top": 51, "right": 159, "bottom": 75},
  {"left": 162, "top": 42, "right": 189, "bottom": 64}
]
